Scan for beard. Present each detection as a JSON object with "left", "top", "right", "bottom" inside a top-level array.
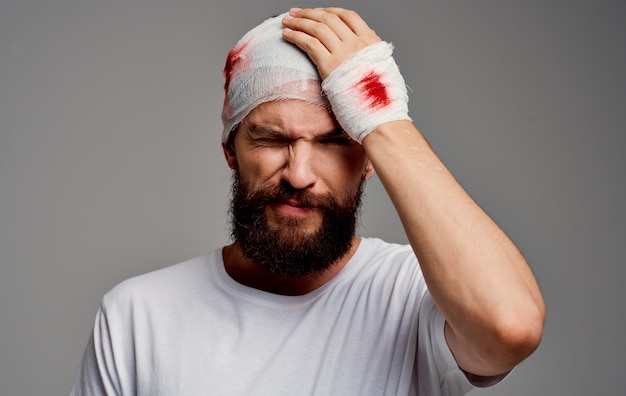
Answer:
[{"left": 229, "top": 171, "right": 365, "bottom": 279}]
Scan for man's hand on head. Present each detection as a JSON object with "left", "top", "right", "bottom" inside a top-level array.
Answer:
[
  {"left": 281, "top": 7, "right": 411, "bottom": 144},
  {"left": 281, "top": 7, "right": 381, "bottom": 79}
]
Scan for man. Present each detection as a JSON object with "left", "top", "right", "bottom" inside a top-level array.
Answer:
[{"left": 72, "top": 7, "right": 545, "bottom": 395}]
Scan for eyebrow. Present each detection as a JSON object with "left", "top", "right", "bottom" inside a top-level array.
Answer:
[
  {"left": 247, "top": 125, "right": 346, "bottom": 139},
  {"left": 247, "top": 125, "right": 286, "bottom": 139}
]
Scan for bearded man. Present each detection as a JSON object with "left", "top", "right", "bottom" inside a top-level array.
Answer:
[{"left": 72, "top": 7, "right": 545, "bottom": 396}]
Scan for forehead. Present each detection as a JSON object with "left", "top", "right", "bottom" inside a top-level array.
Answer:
[{"left": 241, "top": 100, "right": 340, "bottom": 138}]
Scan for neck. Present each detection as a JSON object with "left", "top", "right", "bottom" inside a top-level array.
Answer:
[{"left": 222, "top": 238, "right": 360, "bottom": 296}]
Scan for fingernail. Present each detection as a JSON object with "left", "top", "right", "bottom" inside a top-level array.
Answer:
[
  {"left": 290, "top": 7, "right": 301, "bottom": 14},
  {"left": 282, "top": 14, "right": 293, "bottom": 21}
]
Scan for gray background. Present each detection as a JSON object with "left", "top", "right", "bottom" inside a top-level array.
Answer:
[{"left": 1, "top": 0, "right": 624, "bottom": 395}]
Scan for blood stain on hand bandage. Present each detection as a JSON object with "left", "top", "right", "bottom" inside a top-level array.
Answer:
[{"left": 355, "top": 71, "right": 391, "bottom": 110}]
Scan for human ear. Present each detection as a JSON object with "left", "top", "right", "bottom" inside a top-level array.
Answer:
[
  {"left": 363, "top": 160, "right": 375, "bottom": 180},
  {"left": 222, "top": 142, "right": 238, "bottom": 170}
]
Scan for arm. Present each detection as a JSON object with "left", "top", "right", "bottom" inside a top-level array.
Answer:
[
  {"left": 282, "top": 7, "right": 545, "bottom": 376},
  {"left": 363, "top": 119, "right": 545, "bottom": 376}
]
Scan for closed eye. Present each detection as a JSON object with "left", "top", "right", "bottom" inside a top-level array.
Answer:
[
  {"left": 321, "top": 136, "right": 352, "bottom": 145},
  {"left": 320, "top": 129, "right": 352, "bottom": 145},
  {"left": 248, "top": 125, "right": 292, "bottom": 146}
]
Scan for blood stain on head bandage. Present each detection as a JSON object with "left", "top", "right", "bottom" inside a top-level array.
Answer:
[
  {"left": 355, "top": 71, "right": 391, "bottom": 110},
  {"left": 224, "top": 41, "right": 250, "bottom": 93},
  {"left": 222, "top": 41, "right": 251, "bottom": 115}
]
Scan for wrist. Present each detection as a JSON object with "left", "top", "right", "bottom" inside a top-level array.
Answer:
[{"left": 322, "top": 42, "right": 411, "bottom": 143}]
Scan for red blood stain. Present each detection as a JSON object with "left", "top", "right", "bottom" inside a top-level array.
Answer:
[
  {"left": 355, "top": 71, "right": 391, "bottom": 110},
  {"left": 222, "top": 41, "right": 251, "bottom": 115},
  {"left": 223, "top": 41, "right": 250, "bottom": 93}
]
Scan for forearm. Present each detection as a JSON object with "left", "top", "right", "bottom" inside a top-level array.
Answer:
[{"left": 363, "top": 120, "right": 545, "bottom": 375}]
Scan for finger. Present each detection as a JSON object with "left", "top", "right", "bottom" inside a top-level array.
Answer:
[
  {"left": 321, "top": 8, "right": 370, "bottom": 34},
  {"left": 281, "top": 26, "right": 330, "bottom": 59},
  {"left": 313, "top": 7, "right": 381, "bottom": 44},
  {"left": 282, "top": 27, "right": 340, "bottom": 79},
  {"left": 282, "top": 13, "right": 344, "bottom": 53},
  {"left": 287, "top": 8, "right": 359, "bottom": 44}
]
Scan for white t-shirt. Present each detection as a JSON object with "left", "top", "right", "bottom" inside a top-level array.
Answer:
[{"left": 72, "top": 238, "right": 477, "bottom": 395}]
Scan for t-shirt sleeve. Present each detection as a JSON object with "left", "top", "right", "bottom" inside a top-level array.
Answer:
[
  {"left": 416, "top": 292, "right": 510, "bottom": 395},
  {"left": 417, "top": 292, "right": 474, "bottom": 396},
  {"left": 70, "top": 307, "right": 123, "bottom": 396}
]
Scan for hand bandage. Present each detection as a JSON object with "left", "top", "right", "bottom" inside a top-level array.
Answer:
[{"left": 322, "top": 41, "right": 411, "bottom": 143}]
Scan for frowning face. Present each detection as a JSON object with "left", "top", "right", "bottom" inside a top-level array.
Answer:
[{"left": 223, "top": 99, "right": 374, "bottom": 277}]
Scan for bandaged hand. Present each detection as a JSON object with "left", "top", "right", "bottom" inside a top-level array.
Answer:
[
  {"left": 321, "top": 41, "right": 410, "bottom": 143},
  {"left": 282, "top": 8, "right": 411, "bottom": 143}
]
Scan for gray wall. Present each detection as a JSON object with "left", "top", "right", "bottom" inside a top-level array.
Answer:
[{"left": 1, "top": 0, "right": 624, "bottom": 395}]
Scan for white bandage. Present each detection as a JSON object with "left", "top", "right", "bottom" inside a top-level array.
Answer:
[
  {"left": 221, "top": 12, "right": 329, "bottom": 144},
  {"left": 321, "top": 41, "right": 411, "bottom": 143}
]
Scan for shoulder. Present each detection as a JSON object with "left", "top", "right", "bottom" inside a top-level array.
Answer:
[
  {"left": 358, "top": 237, "right": 414, "bottom": 260},
  {"left": 348, "top": 237, "right": 424, "bottom": 291},
  {"left": 355, "top": 237, "right": 419, "bottom": 274},
  {"left": 100, "top": 249, "right": 221, "bottom": 313}
]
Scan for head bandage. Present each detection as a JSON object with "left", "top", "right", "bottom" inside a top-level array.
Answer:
[{"left": 221, "top": 12, "right": 328, "bottom": 143}]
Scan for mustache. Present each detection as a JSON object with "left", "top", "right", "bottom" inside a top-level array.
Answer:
[{"left": 242, "top": 181, "right": 340, "bottom": 211}]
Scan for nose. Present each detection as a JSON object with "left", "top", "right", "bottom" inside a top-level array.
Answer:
[{"left": 281, "top": 141, "right": 317, "bottom": 190}]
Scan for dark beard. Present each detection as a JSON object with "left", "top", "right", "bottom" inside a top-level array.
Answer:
[{"left": 229, "top": 172, "right": 365, "bottom": 279}]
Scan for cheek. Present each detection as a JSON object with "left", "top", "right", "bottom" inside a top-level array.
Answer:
[
  {"left": 316, "top": 148, "right": 369, "bottom": 184},
  {"left": 238, "top": 149, "right": 287, "bottom": 186},
  {"left": 326, "top": 145, "right": 368, "bottom": 171}
]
